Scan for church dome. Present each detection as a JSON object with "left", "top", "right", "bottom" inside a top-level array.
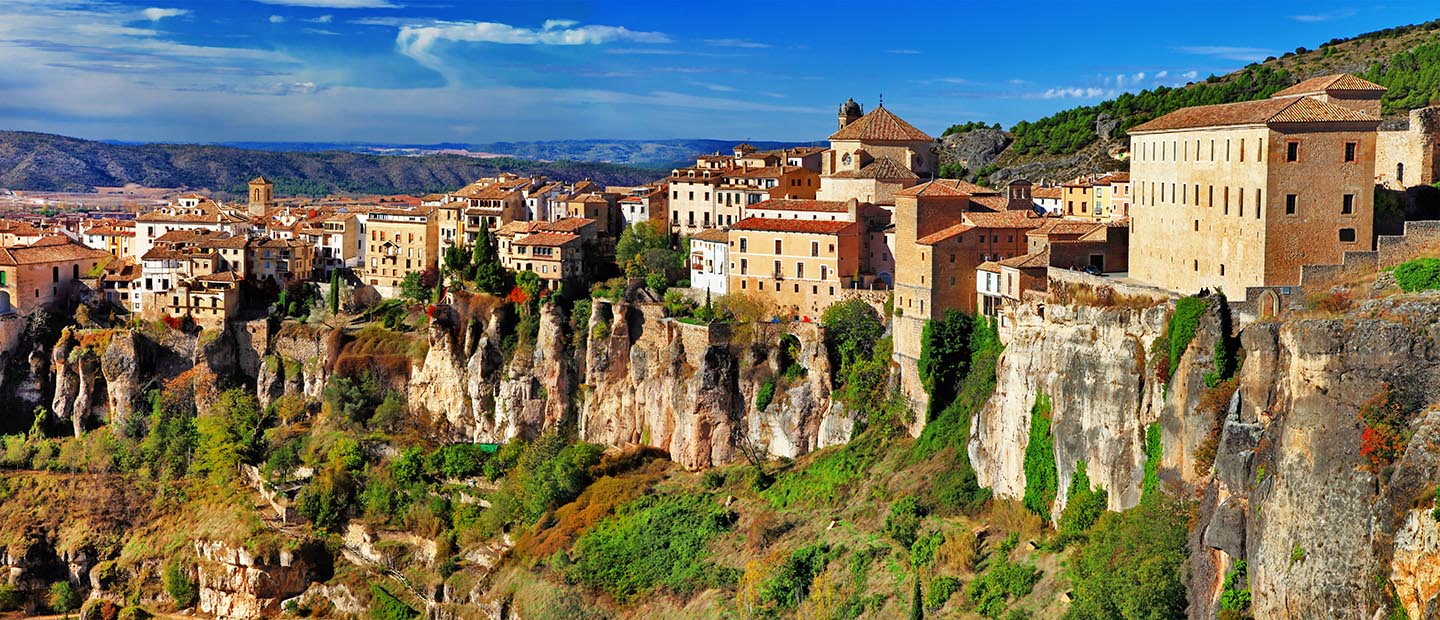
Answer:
[{"left": 840, "top": 97, "right": 862, "bottom": 116}]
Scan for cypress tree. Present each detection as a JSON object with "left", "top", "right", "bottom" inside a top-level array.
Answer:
[{"left": 328, "top": 270, "right": 340, "bottom": 315}]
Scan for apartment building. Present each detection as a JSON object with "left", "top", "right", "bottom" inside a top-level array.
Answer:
[
  {"left": 365, "top": 207, "right": 438, "bottom": 296},
  {"left": 689, "top": 229, "right": 729, "bottom": 296},
  {"left": 726, "top": 217, "right": 863, "bottom": 319}
]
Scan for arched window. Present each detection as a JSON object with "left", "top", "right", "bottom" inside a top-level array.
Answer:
[
  {"left": 52, "top": 266, "right": 59, "bottom": 283},
  {"left": 72, "top": 264, "right": 79, "bottom": 280},
  {"left": 1398, "top": 162, "right": 1405, "bottom": 184}
]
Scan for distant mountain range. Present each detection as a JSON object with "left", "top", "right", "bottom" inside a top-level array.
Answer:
[
  {"left": 0, "top": 131, "right": 675, "bottom": 196},
  {"left": 204, "top": 139, "right": 823, "bottom": 168}
]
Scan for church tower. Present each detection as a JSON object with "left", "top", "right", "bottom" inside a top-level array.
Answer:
[
  {"left": 838, "top": 97, "right": 862, "bottom": 130},
  {"left": 248, "top": 176, "right": 274, "bottom": 216}
]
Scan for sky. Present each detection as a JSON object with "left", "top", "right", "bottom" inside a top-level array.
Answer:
[{"left": 0, "top": 0, "right": 1436, "bottom": 145}]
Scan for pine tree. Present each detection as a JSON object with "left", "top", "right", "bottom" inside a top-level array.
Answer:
[
  {"left": 328, "top": 270, "right": 340, "bottom": 315},
  {"left": 909, "top": 576, "right": 924, "bottom": 620},
  {"left": 471, "top": 227, "right": 510, "bottom": 295}
]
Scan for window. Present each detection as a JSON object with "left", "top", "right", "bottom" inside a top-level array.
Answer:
[
  {"left": 1193, "top": 220, "right": 1199, "bottom": 232},
  {"left": 1285, "top": 194, "right": 1298, "bottom": 215},
  {"left": 820, "top": 266, "right": 828, "bottom": 280},
  {"left": 1193, "top": 260, "right": 1198, "bottom": 271},
  {"left": 796, "top": 263, "right": 804, "bottom": 279},
  {"left": 1240, "top": 138, "right": 1245, "bottom": 162},
  {"left": 1342, "top": 194, "right": 1355, "bottom": 215},
  {"left": 811, "top": 241, "right": 819, "bottom": 257},
  {"left": 1286, "top": 141, "right": 1299, "bottom": 162},
  {"left": 772, "top": 261, "right": 781, "bottom": 277},
  {"left": 52, "top": 266, "right": 59, "bottom": 283},
  {"left": 1344, "top": 142, "right": 1357, "bottom": 162},
  {"left": 1339, "top": 228, "right": 1357, "bottom": 243},
  {"left": 773, "top": 240, "right": 782, "bottom": 254},
  {"left": 0, "top": 271, "right": 5, "bottom": 286},
  {"left": 1220, "top": 264, "right": 1226, "bottom": 276},
  {"left": 739, "top": 238, "right": 747, "bottom": 252},
  {"left": 739, "top": 259, "right": 747, "bottom": 275},
  {"left": 1398, "top": 163, "right": 1405, "bottom": 183}
]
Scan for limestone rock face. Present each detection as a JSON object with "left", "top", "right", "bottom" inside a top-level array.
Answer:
[
  {"left": 256, "top": 323, "right": 334, "bottom": 408},
  {"left": 194, "top": 540, "right": 317, "bottom": 620},
  {"left": 408, "top": 295, "right": 850, "bottom": 468},
  {"left": 580, "top": 300, "right": 848, "bottom": 470},
  {"left": 970, "top": 302, "right": 1169, "bottom": 519}
]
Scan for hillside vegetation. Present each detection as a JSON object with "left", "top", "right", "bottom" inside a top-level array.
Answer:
[
  {"left": 982, "top": 19, "right": 1440, "bottom": 167},
  {"left": 0, "top": 131, "right": 666, "bottom": 195}
]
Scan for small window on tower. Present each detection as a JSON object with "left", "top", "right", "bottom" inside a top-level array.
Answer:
[{"left": 1286, "top": 141, "right": 1299, "bottom": 162}]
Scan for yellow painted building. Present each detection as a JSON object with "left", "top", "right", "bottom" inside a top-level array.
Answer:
[{"left": 365, "top": 207, "right": 438, "bottom": 296}]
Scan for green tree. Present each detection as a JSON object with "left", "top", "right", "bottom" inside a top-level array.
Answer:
[
  {"left": 1022, "top": 393, "right": 1057, "bottom": 519},
  {"left": 328, "top": 269, "right": 340, "bottom": 315},
  {"left": 917, "top": 310, "right": 974, "bottom": 417},
  {"left": 472, "top": 227, "right": 511, "bottom": 295},
  {"left": 909, "top": 576, "right": 924, "bottom": 620},
  {"left": 195, "top": 389, "right": 270, "bottom": 483},
  {"left": 48, "top": 581, "right": 80, "bottom": 614},
  {"left": 820, "top": 299, "right": 885, "bottom": 374},
  {"left": 1064, "top": 495, "right": 1190, "bottom": 620}
]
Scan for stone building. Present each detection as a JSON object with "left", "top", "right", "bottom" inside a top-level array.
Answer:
[
  {"left": 0, "top": 237, "right": 111, "bottom": 316},
  {"left": 1128, "top": 77, "right": 1382, "bottom": 296},
  {"left": 1377, "top": 105, "right": 1440, "bottom": 188},
  {"left": 248, "top": 176, "right": 274, "bottom": 216}
]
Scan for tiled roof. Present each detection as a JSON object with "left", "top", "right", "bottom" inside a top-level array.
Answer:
[
  {"left": 692, "top": 229, "right": 729, "bottom": 243},
  {"left": 250, "top": 176, "right": 271, "bottom": 185},
  {"left": 1027, "top": 218, "right": 1104, "bottom": 237},
  {"left": 896, "top": 179, "right": 998, "bottom": 198},
  {"left": 1271, "top": 73, "right": 1386, "bottom": 97},
  {"left": 828, "top": 105, "right": 934, "bottom": 142},
  {"left": 977, "top": 260, "right": 1002, "bottom": 273},
  {"left": 962, "top": 210, "right": 1043, "bottom": 229},
  {"left": 998, "top": 249, "right": 1050, "bottom": 269},
  {"left": 102, "top": 259, "right": 141, "bottom": 281},
  {"left": 0, "top": 238, "right": 110, "bottom": 266},
  {"left": 731, "top": 217, "right": 857, "bottom": 235},
  {"left": 748, "top": 199, "right": 851, "bottom": 213},
  {"left": 916, "top": 223, "right": 975, "bottom": 245},
  {"left": 969, "top": 195, "right": 1014, "bottom": 212},
  {"left": 195, "top": 270, "right": 244, "bottom": 283},
  {"left": 1129, "top": 96, "right": 1379, "bottom": 132},
  {"left": 541, "top": 218, "right": 595, "bottom": 233},
  {"left": 829, "top": 156, "right": 920, "bottom": 180},
  {"left": 495, "top": 221, "right": 539, "bottom": 236},
  {"left": 1032, "top": 187, "right": 1062, "bottom": 199},
  {"left": 198, "top": 234, "right": 252, "bottom": 249},
  {"left": 0, "top": 220, "right": 44, "bottom": 236},
  {"left": 513, "top": 232, "right": 580, "bottom": 247}
]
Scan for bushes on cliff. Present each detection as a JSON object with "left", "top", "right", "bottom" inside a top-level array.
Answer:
[
  {"left": 1063, "top": 494, "right": 1190, "bottom": 620},
  {"left": 567, "top": 491, "right": 737, "bottom": 602},
  {"left": 918, "top": 310, "right": 974, "bottom": 418},
  {"left": 1055, "top": 461, "right": 1106, "bottom": 546},
  {"left": 821, "top": 299, "right": 885, "bottom": 374},
  {"left": 1393, "top": 257, "right": 1440, "bottom": 293},
  {"left": 195, "top": 389, "right": 270, "bottom": 483},
  {"left": 1021, "top": 392, "right": 1056, "bottom": 519},
  {"left": 762, "top": 435, "right": 881, "bottom": 509},
  {"left": 162, "top": 559, "right": 198, "bottom": 609},
  {"left": 1166, "top": 296, "right": 1208, "bottom": 378},
  {"left": 48, "top": 581, "right": 80, "bottom": 614},
  {"left": 1359, "top": 383, "right": 1415, "bottom": 480},
  {"left": 912, "top": 317, "right": 1002, "bottom": 460},
  {"left": 1141, "top": 423, "right": 1163, "bottom": 503},
  {"left": 466, "top": 431, "right": 603, "bottom": 537}
]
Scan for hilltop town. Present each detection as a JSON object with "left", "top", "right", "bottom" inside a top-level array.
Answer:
[{"left": 1, "top": 75, "right": 1435, "bottom": 414}]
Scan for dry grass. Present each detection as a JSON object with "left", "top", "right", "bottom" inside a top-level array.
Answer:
[
  {"left": 935, "top": 529, "right": 980, "bottom": 575},
  {"left": 988, "top": 498, "right": 1045, "bottom": 541},
  {"left": 1050, "top": 280, "right": 1167, "bottom": 309},
  {"left": 513, "top": 467, "right": 663, "bottom": 562}
]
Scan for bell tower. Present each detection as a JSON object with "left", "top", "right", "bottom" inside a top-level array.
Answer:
[
  {"left": 248, "top": 175, "right": 274, "bottom": 216},
  {"left": 838, "top": 97, "right": 862, "bottom": 129}
]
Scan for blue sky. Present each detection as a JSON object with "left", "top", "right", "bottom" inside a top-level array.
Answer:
[{"left": 0, "top": 0, "right": 1435, "bottom": 144}]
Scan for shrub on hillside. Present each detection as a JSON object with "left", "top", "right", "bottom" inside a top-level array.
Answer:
[
  {"left": 1055, "top": 461, "right": 1107, "bottom": 546},
  {"left": 1393, "top": 257, "right": 1440, "bottom": 293},
  {"left": 48, "top": 581, "right": 80, "bottom": 614},
  {"left": 568, "top": 492, "right": 737, "bottom": 602},
  {"left": 1063, "top": 494, "right": 1190, "bottom": 620},
  {"left": 884, "top": 496, "right": 926, "bottom": 549},
  {"left": 1021, "top": 393, "right": 1057, "bottom": 519},
  {"left": 163, "top": 559, "right": 198, "bottom": 609}
]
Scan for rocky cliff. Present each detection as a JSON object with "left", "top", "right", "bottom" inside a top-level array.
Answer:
[
  {"left": 973, "top": 294, "right": 1440, "bottom": 619},
  {"left": 405, "top": 295, "right": 854, "bottom": 469},
  {"left": 195, "top": 540, "right": 322, "bottom": 620}
]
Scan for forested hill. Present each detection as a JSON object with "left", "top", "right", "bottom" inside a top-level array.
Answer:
[
  {"left": 1003, "top": 18, "right": 1440, "bottom": 157},
  {"left": 0, "top": 130, "right": 668, "bottom": 196}
]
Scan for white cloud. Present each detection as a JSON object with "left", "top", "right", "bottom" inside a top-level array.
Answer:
[
  {"left": 141, "top": 7, "right": 188, "bottom": 21},
  {"left": 304, "top": 28, "right": 340, "bottom": 35},
  {"left": 1176, "top": 45, "right": 1275, "bottom": 62},
  {"left": 268, "top": 14, "right": 286, "bottom": 23},
  {"left": 689, "top": 81, "right": 736, "bottom": 92},
  {"left": 1039, "top": 87, "right": 1107, "bottom": 99},
  {"left": 253, "top": 0, "right": 399, "bottom": 7},
  {"left": 1155, "top": 70, "right": 1168, "bottom": 79},
  {"left": 1290, "top": 9, "right": 1355, "bottom": 22},
  {"left": 1180, "top": 70, "right": 1199, "bottom": 80},
  {"left": 310, "top": 15, "right": 333, "bottom": 23},
  {"left": 396, "top": 20, "right": 669, "bottom": 76},
  {"left": 704, "top": 38, "right": 769, "bottom": 49}
]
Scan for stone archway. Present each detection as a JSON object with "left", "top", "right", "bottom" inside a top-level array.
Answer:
[{"left": 1259, "top": 290, "right": 1280, "bottom": 319}]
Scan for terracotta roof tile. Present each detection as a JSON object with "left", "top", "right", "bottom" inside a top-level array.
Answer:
[
  {"left": 916, "top": 223, "right": 975, "bottom": 245},
  {"left": 1129, "top": 96, "right": 1379, "bottom": 132},
  {"left": 998, "top": 249, "right": 1050, "bottom": 269},
  {"left": 691, "top": 229, "right": 729, "bottom": 243},
  {"left": 961, "top": 210, "right": 1043, "bottom": 229},
  {"left": 513, "top": 232, "right": 580, "bottom": 247},
  {"left": 1271, "top": 73, "right": 1386, "bottom": 97},
  {"left": 896, "top": 179, "right": 998, "bottom": 198},
  {"left": 828, "top": 105, "right": 934, "bottom": 142},
  {"left": 0, "top": 239, "right": 110, "bottom": 266},
  {"left": 829, "top": 156, "right": 920, "bottom": 180},
  {"left": 731, "top": 217, "right": 857, "bottom": 235},
  {"left": 1031, "top": 187, "right": 1062, "bottom": 199},
  {"left": 541, "top": 218, "right": 595, "bottom": 233},
  {"left": 748, "top": 199, "right": 851, "bottom": 213}
]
